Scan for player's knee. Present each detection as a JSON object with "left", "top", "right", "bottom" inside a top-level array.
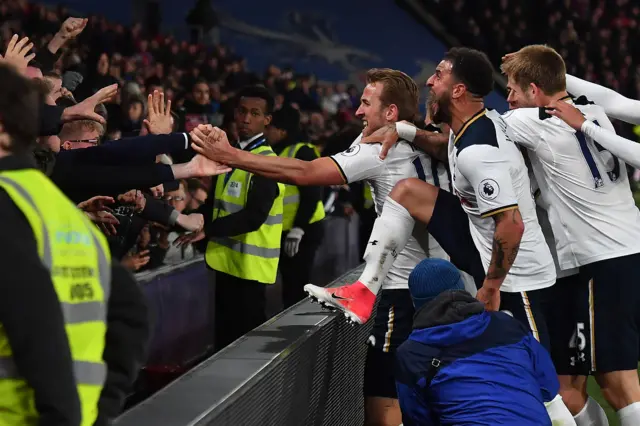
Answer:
[
  {"left": 595, "top": 370, "right": 640, "bottom": 410},
  {"left": 364, "top": 397, "right": 402, "bottom": 426},
  {"left": 390, "top": 178, "right": 437, "bottom": 207},
  {"left": 558, "top": 387, "right": 587, "bottom": 415},
  {"left": 556, "top": 375, "right": 588, "bottom": 415}
]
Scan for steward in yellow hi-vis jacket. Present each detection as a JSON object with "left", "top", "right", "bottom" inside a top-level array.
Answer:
[
  {"left": 266, "top": 106, "right": 324, "bottom": 308},
  {"left": 0, "top": 64, "right": 149, "bottom": 426},
  {"left": 181, "top": 86, "right": 284, "bottom": 351}
]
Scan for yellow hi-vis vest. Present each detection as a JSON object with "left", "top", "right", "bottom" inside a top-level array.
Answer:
[
  {"left": 363, "top": 183, "right": 374, "bottom": 210},
  {"left": 206, "top": 142, "right": 285, "bottom": 284},
  {"left": 279, "top": 143, "right": 326, "bottom": 231},
  {"left": 0, "top": 169, "right": 110, "bottom": 426}
]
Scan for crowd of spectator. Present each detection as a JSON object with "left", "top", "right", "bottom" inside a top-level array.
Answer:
[
  {"left": 427, "top": 0, "right": 640, "bottom": 139},
  {"left": 0, "top": 0, "right": 366, "bottom": 273}
]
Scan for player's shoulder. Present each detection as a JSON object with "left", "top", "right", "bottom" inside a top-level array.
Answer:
[
  {"left": 502, "top": 107, "right": 541, "bottom": 126},
  {"left": 455, "top": 112, "right": 500, "bottom": 156},
  {"left": 572, "top": 96, "right": 607, "bottom": 117},
  {"left": 334, "top": 141, "right": 379, "bottom": 158}
]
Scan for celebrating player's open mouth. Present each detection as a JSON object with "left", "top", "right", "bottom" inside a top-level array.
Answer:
[{"left": 427, "top": 88, "right": 451, "bottom": 125}]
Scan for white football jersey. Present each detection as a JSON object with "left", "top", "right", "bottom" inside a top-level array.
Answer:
[
  {"left": 528, "top": 167, "right": 579, "bottom": 279},
  {"left": 448, "top": 109, "right": 556, "bottom": 293},
  {"left": 330, "top": 136, "right": 451, "bottom": 290},
  {"left": 504, "top": 100, "right": 640, "bottom": 269}
]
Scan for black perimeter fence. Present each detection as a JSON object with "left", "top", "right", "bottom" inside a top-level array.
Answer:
[{"left": 114, "top": 265, "right": 373, "bottom": 426}]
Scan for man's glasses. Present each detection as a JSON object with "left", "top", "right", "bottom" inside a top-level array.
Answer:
[
  {"left": 163, "top": 195, "right": 185, "bottom": 202},
  {"left": 69, "top": 139, "right": 99, "bottom": 145}
]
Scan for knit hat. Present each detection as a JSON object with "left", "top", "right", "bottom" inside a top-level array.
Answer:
[{"left": 408, "top": 258, "right": 466, "bottom": 309}]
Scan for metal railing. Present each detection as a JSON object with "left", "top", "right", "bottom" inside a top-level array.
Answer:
[{"left": 115, "top": 265, "right": 371, "bottom": 426}]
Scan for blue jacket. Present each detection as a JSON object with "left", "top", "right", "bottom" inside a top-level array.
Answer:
[{"left": 395, "top": 290, "right": 558, "bottom": 425}]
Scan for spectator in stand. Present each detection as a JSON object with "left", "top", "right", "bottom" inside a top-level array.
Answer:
[
  {"left": 425, "top": 0, "right": 640, "bottom": 140},
  {"left": 0, "top": 0, "right": 368, "bottom": 283}
]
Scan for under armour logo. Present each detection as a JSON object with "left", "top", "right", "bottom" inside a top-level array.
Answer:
[
  {"left": 391, "top": 249, "right": 398, "bottom": 259},
  {"left": 570, "top": 352, "right": 586, "bottom": 367},
  {"left": 369, "top": 240, "right": 378, "bottom": 246}
]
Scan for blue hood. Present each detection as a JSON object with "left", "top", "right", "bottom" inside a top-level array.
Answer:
[{"left": 409, "top": 290, "right": 489, "bottom": 346}]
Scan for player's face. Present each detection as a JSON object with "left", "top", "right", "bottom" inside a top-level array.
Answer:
[
  {"left": 235, "top": 97, "right": 272, "bottom": 140},
  {"left": 355, "top": 83, "right": 388, "bottom": 137},
  {"left": 506, "top": 77, "right": 535, "bottom": 109},
  {"left": 426, "top": 60, "right": 454, "bottom": 125}
]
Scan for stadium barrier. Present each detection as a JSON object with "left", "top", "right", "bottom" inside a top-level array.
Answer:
[
  {"left": 136, "top": 257, "right": 213, "bottom": 368},
  {"left": 115, "top": 265, "right": 372, "bottom": 426}
]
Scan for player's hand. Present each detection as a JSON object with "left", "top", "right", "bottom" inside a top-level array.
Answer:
[
  {"left": 545, "top": 101, "right": 586, "bottom": 131},
  {"left": 174, "top": 230, "right": 206, "bottom": 247},
  {"left": 190, "top": 123, "right": 214, "bottom": 142},
  {"left": 186, "top": 154, "right": 232, "bottom": 177},
  {"left": 191, "top": 126, "right": 236, "bottom": 163},
  {"left": 143, "top": 90, "right": 173, "bottom": 135},
  {"left": 361, "top": 123, "right": 400, "bottom": 160},
  {"left": 0, "top": 35, "right": 35, "bottom": 74},
  {"left": 476, "top": 285, "right": 500, "bottom": 311}
]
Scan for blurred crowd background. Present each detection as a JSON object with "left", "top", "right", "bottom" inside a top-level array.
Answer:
[
  {"left": 2, "top": 0, "right": 640, "bottom": 265},
  {"left": 427, "top": 0, "right": 640, "bottom": 142},
  {"left": 0, "top": 0, "right": 374, "bottom": 273}
]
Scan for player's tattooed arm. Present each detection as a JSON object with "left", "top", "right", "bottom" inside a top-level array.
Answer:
[
  {"left": 361, "top": 123, "right": 449, "bottom": 162},
  {"left": 413, "top": 129, "right": 449, "bottom": 162},
  {"left": 485, "top": 208, "right": 524, "bottom": 284}
]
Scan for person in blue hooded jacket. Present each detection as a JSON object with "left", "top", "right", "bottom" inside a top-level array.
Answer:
[{"left": 395, "top": 258, "right": 576, "bottom": 425}]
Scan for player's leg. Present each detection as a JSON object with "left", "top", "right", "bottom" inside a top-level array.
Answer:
[
  {"left": 500, "top": 290, "right": 550, "bottom": 351},
  {"left": 363, "top": 290, "right": 413, "bottom": 426},
  {"left": 304, "top": 178, "right": 433, "bottom": 323},
  {"left": 360, "top": 178, "right": 485, "bottom": 291},
  {"left": 587, "top": 254, "right": 640, "bottom": 425},
  {"left": 539, "top": 274, "right": 604, "bottom": 424},
  {"left": 304, "top": 178, "right": 483, "bottom": 323}
]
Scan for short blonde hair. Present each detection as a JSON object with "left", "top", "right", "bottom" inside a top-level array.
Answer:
[
  {"left": 366, "top": 68, "right": 419, "bottom": 121},
  {"left": 500, "top": 45, "right": 566, "bottom": 95},
  {"left": 59, "top": 120, "right": 105, "bottom": 141}
]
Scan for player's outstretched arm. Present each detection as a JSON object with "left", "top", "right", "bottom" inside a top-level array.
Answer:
[
  {"left": 566, "top": 74, "right": 640, "bottom": 125},
  {"left": 190, "top": 125, "right": 345, "bottom": 186},
  {"left": 546, "top": 101, "right": 640, "bottom": 169}
]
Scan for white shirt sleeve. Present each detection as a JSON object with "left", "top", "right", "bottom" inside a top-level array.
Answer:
[
  {"left": 581, "top": 120, "right": 640, "bottom": 169},
  {"left": 502, "top": 109, "right": 540, "bottom": 150},
  {"left": 457, "top": 145, "right": 519, "bottom": 217},
  {"left": 330, "top": 143, "right": 385, "bottom": 183},
  {"left": 566, "top": 74, "right": 640, "bottom": 125}
]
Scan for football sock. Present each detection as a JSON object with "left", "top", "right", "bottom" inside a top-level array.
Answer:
[{"left": 358, "top": 197, "right": 414, "bottom": 294}]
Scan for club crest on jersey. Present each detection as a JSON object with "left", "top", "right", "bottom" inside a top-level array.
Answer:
[
  {"left": 341, "top": 144, "right": 361, "bottom": 157},
  {"left": 479, "top": 179, "right": 500, "bottom": 201}
]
